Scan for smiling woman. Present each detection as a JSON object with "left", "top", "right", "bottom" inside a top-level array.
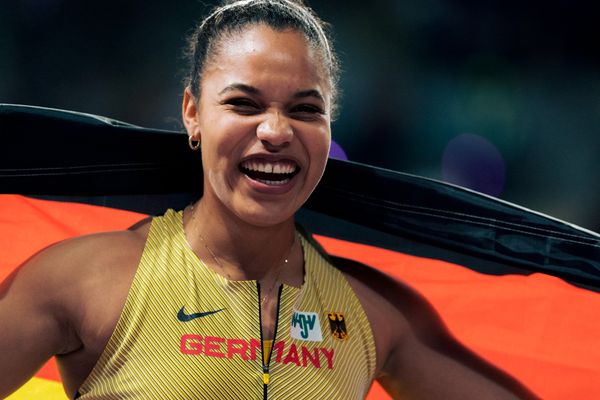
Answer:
[
  {"left": 183, "top": 24, "right": 331, "bottom": 227},
  {"left": 0, "top": 1, "right": 539, "bottom": 399}
]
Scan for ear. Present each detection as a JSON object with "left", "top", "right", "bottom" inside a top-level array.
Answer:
[{"left": 182, "top": 87, "right": 201, "bottom": 140}]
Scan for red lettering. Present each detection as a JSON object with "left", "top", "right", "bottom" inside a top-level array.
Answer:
[
  {"left": 283, "top": 344, "right": 300, "bottom": 366},
  {"left": 272, "top": 341, "right": 285, "bottom": 363},
  {"left": 179, "top": 335, "right": 330, "bottom": 370},
  {"left": 227, "top": 338, "right": 249, "bottom": 360},
  {"left": 249, "top": 338, "right": 261, "bottom": 361},
  {"left": 301, "top": 347, "right": 320, "bottom": 368},
  {"left": 320, "top": 348, "right": 334, "bottom": 369},
  {"left": 204, "top": 336, "right": 225, "bottom": 358},
  {"left": 180, "top": 334, "right": 203, "bottom": 355}
]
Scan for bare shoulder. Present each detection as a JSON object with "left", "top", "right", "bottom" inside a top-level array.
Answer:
[
  {"left": 25, "top": 218, "right": 151, "bottom": 291},
  {"left": 11, "top": 219, "right": 153, "bottom": 335},
  {"left": 335, "top": 256, "right": 429, "bottom": 372},
  {"left": 0, "top": 217, "right": 152, "bottom": 397},
  {"left": 338, "top": 256, "right": 450, "bottom": 340}
]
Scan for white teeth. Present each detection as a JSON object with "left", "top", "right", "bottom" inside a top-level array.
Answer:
[
  {"left": 256, "top": 178, "right": 291, "bottom": 186},
  {"left": 240, "top": 160, "right": 297, "bottom": 174}
]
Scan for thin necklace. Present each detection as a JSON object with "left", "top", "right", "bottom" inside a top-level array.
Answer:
[{"left": 187, "top": 204, "right": 296, "bottom": 306}]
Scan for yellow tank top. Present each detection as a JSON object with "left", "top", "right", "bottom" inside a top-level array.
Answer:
[{"left": 76, "top": 209, "right": 376, "bottom": 399}]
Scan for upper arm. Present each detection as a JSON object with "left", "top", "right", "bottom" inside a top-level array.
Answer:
[
  {"left": 335, "top": 256, "right": 538, "bottom": 400},
  {"left": 378, "top": 326, "right": 538, "bottom": 399},
  {"left": 0, "top": 227, "right": 148, "bottom": 398},
  {"left": 0, "top": 245, "right": 73, "bottom": 397}
]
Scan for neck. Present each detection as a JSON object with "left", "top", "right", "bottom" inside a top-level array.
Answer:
[{"left": 184, "top": 197, "right": 298, "bottom": 282}]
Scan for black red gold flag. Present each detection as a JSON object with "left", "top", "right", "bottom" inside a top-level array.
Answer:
[{"left": 1, "top": 104, "right": 599, "bottom": 399}]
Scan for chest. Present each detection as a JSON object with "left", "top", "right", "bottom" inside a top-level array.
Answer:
[
  {"left": 75, "top": 218, "right": 376, "bottom": 399},
  {"left": 76, "top": 268, "right": 374, "bottom": 399}
]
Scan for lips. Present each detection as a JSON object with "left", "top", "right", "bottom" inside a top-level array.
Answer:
[{"left": 239, "top": 158, "right": 300, "bottom": 186}]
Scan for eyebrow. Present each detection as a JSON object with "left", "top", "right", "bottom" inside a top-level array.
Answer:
[
  {"left": 219, "top": 83, "right": 324, "bottom": 102},
  {"left": 293, "top": 89, "right": 324, "bottom": 102},
  {"left": 219, "top": 83, "right": 260, "bottom": 96}
]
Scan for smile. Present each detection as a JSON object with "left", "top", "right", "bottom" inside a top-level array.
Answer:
[{"left": 239, "top": 159, "right": 300, "bottom": 186}]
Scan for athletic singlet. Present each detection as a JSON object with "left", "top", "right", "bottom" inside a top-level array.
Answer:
[{"left": 76, "top": 209, "right": 377, "bottom": 399}]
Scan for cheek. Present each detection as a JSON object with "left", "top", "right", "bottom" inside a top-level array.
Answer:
[
  {"left": 205, "top": 118, "right": 254, "bottom": 154},
  {"left": 309, "top": 128, "right": 332, "bottom": 165}
]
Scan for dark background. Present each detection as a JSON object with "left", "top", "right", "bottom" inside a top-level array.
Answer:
[{"left": 1, "top": 0, "right": 598, "bottom": 232}]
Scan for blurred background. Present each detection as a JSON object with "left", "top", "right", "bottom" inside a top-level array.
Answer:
[{"left": 1, "top": 0, "right": 598, "bottom": 232}]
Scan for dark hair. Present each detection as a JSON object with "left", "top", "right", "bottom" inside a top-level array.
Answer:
[{"left": 185, "top": 0, "right": 340, "bottom": 115}]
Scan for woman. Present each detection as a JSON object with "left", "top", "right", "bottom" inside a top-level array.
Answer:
[{"left": 0, "top": 1, "right": 537, "bottom": 398}]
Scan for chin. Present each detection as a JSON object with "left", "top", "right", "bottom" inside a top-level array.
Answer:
[{"left": 234, "top": 202, "right": 298, "bottom": 228}]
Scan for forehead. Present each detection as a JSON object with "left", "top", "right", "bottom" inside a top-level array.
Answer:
[{"left": 203, "top": 25, "right": 330, "bottom": 98}]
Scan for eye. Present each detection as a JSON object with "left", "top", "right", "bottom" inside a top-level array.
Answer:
[
  {"left": 289, "top": 104, "right": 325, "bottom": 120},
  {"left": 222, "top": 97, "right": 261, "bottom": 115}
]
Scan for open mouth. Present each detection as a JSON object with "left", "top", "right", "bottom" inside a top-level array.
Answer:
[{"left": 239, "top": 159, "right": 300, "bottom": 186}]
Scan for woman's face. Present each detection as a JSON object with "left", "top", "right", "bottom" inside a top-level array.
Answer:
[{"left": 183, "top": 25, "right": 332, "bottom": 227}]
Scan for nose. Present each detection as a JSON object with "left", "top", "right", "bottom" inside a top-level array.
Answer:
[{"left": 256, "top": 110, "right": 293, "bottom": 150}]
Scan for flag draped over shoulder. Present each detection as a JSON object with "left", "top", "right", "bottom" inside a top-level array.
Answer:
[{"left": 1, "top": 104, "right": 600, "bottom": 399}]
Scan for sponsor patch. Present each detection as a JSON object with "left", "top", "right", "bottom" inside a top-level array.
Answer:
[
  {"left": 328, "top": 312, "right": 348, "bottom": 341},
  {"left": 290, "top": 311, "right": 323, "bottom": 341}
]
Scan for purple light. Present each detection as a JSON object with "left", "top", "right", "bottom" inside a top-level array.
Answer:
[
  {"left": 442, "top": 134, "right": 506, "bottom": 197},
  {"left": 329, "top": 140, "right": 348, "bottom": 160}
]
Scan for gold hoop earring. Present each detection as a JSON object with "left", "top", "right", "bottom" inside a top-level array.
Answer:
[{"left": 188, "top": 135, "right": 200, "bottom": 151}]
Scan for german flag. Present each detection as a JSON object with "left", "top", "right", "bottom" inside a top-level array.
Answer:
[{"left": 2, "top": 105, "right": 599, "bottom": 399}]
